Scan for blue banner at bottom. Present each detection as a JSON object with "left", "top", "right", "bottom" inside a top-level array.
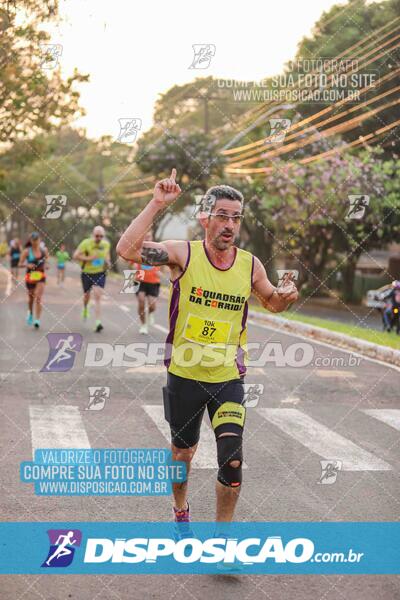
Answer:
[{"left": 0, "top": 522, "right": 398, "bottom": 574}]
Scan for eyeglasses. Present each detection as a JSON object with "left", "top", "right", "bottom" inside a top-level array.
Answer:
[
  {"left": 209, "top": 212, "right": 244, "bottom": 224},
  {"left": 94, "top": 234, "right": 104, "bottom": 239}
]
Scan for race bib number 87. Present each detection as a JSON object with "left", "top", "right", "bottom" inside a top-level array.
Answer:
[{"left": 183, "top": 313, "right": 232, "bottom": 345}]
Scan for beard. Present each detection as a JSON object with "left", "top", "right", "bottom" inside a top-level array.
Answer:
[{"left": 212, "top": 230, "right": 234, "bottom": 250}]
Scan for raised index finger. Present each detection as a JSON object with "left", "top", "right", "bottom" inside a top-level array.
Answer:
[{"left": 170, "top": 168, "right": 177, "bottom": 182}]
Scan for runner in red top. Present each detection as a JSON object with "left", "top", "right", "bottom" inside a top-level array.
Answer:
[{"left": 132, "top": 231, "right": 161, "bottom": 334}]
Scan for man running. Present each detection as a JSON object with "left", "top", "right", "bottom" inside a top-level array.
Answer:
[
  {"left": 55, "top": 243, "right": 70, "bottom": 286},
  {"left": 73, "top": 226, "right": 110, "bottom": 332},
  {"left": 19, "top": 232, "right": 49, "bottom": 328},
  {"left": 131, "top": 231, "right": 161, "bottom": 334},
  {"left": 117, "top": 169, "right": 298, "bottom": 526}
]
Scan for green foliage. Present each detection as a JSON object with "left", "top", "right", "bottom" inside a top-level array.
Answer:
[
  {"left": 0, "top": 128, "right": 145, "bottom": 260},
  {"left": 243, "top": 147, "right": 400, "bottom": 301},
  {"left": 292, "top": 0, "right": 400, "bottom": 153},
  {"left": 136, "top": 130, "right": 226, "bottom": 207},
  {"left": 152, "top": 77, "right": 253, "bottom": 134},
  {"left": 0, "top": 0, "right": 88, "bottom": 143}
]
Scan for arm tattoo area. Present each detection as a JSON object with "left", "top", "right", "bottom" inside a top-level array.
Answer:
[{"left": 140, "top": 245, "right": 169, "bottom": 266}]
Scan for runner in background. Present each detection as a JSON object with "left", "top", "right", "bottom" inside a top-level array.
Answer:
[
  {"left": 8, "top": 238, "right": 22, "bottom": 285},
  {"left": 55, "top": 243, "right": 70, "bottom": 286},
  {"left": 132, "top": 231, "right": 161, "bottom": 334},
  {"left": 73, "top": 226, "right": 111, "bottom": 332},
  {"left": 19, "top": 232, "right": 49, "bottom": 328}
]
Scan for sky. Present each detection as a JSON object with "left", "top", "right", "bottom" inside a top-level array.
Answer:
[{"left": 45, "top": 0, "right": 344, "bottom": 140}]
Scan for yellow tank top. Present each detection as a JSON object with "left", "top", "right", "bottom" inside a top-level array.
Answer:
[{"left": 165, "top": 240, "right": 254, "bottom": 383}]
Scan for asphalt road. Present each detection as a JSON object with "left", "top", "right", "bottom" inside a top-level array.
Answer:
[{"left": 0, "top": 262, "right": 399, "bottom": 599}]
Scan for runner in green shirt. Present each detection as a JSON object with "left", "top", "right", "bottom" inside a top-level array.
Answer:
[
  {"left": 55, "top": 243, "right": 70, "bottom": 286},
  {"left": 73, "top": 226, "right": 111, "bottom": 332}
]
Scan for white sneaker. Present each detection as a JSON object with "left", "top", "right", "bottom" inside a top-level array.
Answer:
[
  {"left": 139, "top": 323, "right": 148, "bottom": 335},
  {"left": 148, "top": 313, "right": 155, "bottom": 326}
]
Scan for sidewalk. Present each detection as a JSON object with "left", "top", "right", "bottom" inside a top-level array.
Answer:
[{"left": 269, "top": 296, "right": 382, "bottom": 331}]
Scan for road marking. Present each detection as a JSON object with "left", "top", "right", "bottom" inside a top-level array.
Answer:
[
  {"left": 247, "top": 367, "right": 265, "bottom": 375},
  {"left": 143, "top": 405, "right": 216, "bottom": 469},
  {"left": 153, "top": 323, "right": 168, "bottom": 334},
  {"left": 0, "top": 264, "right": 12, "bottom": 297},
  {"left": 363, "top": 409, "right": 400, "bottom": 432},
  {"left": 0, "top": 369, "right": 36, "bottom": 376},
  {"left": 126, "top": 366, "right": 165, "bottom": 374},
  {"left": 120, "top": 305, "right": 130, "bottom": 313},
  {"left": 281, "top": 396, "right": 300, "bottom": 405},
  {"left": 315, "top": 370, "right": 356, "bottom": 378},
  {"left": 29, "top": 406, "right": 90, "bottom": 457},
  {"left": 257, "top": 408, "right": 391, "bottom": 471},
  {"left": 5, "top": 270, "right": 12, "bottom": 296},
  {"left": 143, "top": 405, "right": 248, "bottom": 470}
]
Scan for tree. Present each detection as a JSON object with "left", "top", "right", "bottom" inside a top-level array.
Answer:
[
  {"left": 334, "top": 154, "right": 400, "bottom": 301},
  {"left": 152, "top": 77, "right": 254, "bottom": 135},
  {"left": 244, "top": 148, "right": 398, "bottom": 301},
  {"left": 0, "top": 0, "right": 88, "bottom": 143},
  {"left": 0, "top": 128, "right": 139, "bottom": 263},
  {"left": 136, "top": 130, "right": 226, "bottom": 210},
  {"left": 292, "top": 0, "right": 400, "bottom": 154}
]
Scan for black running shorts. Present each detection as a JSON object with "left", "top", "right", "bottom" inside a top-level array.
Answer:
[
  {"left": 162, "top": 372, "right": 246, "bottom": 448},
  {"left": 81, "top": 272, "right": 106, "bottom": 293},
  {"left": 136, "top": 282, "right": 160, "bottom": 297}
]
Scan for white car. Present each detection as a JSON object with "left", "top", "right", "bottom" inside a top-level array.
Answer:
[{"left": 366, "top": 284, "right": 392, "bottom": 309}]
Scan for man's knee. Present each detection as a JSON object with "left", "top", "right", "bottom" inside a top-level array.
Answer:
[
  {"left": 216, "top": 433, "right": 243, "bottom": 488},
  {"left": 172, "top": 445, "right": 196, "bottom": 464}
]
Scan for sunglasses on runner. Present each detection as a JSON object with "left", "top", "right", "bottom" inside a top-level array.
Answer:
[{"left": 209, "top": 212, "right": 244, "bottom": 224}]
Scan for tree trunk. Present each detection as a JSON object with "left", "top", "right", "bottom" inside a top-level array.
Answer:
[
  {"left": 244, "top": 219, "right": 274, "bottom": 271},
  {"left": 341, "top": 258, "right": 358, "bottom": 303}
]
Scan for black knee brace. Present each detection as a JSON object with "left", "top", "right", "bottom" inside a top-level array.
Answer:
[{"left": 216, "top": 435, "right": 243, "bottom": 487}]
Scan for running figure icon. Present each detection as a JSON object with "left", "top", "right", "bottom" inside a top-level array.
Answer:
[
  {"left": 45, "top": 531, "right": 77, "bottom": 566},
  {"left": 45, "top": 335, "right": 77, "bottom": 371}
]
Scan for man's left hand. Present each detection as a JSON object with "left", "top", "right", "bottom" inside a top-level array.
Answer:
[{"left": 276, "top": 271, "right": 299, "bottom": 303}]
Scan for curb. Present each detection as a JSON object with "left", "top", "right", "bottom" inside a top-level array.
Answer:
[{"left": 248, "top": 310, "right": 400, "bottom": 368}]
